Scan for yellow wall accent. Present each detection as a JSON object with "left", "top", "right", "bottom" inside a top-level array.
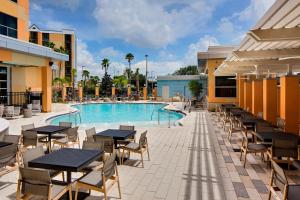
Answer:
[
  {"left": 263, "top": 79, "right": 277, "bottom": 125},
  {"left": 153, "top": 87, "right": 157, "bottom": 99},
  {"left": 127, "top": 86, "right": 131, "bottom": 97},
  {"left": 280, "top": 76, "right": 299, "bottom": 134},
  {"left": 207, "top": 59, "right": 238, "bottom": 104},
  {"left": 12, "top": 52, "right": 48, "bottom": 66},
  {"left": 244, "top": 81, "right": 252, "bottom": 112},
  {"left": 238, "top": 77, "right": 245, "bottom": 108},
  {"left": 0, "top": 49, "right": 13, "bottom": 61},
  {"left": 78, "top": 84, "right": 83, "bottom": 101},
  {"left": 252, "top": 80, "right": 263, "bottom": 116},
  {"left": 143, "top": 87, "right": 147, "bottom": 100},
  {"left": 49, "top": 34, "right": 64, "bottom": 47},
  {"left": 95, "top": 86, "right": 99, "bottom": 97},
  {"left": 112, "top": 87, "right": 116, "bottom": 97},
  {"left": 11, "top": 67, "right": 42, "bottom": 92},
  {"left": 41, "top": 66, "right": 52, "bottom": 112}
]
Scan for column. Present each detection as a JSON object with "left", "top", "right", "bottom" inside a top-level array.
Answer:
[
  {"left": 153, "top": 87, "right": 157, "bottom": 100},
  {"left": 127, "top": 85, "right": 131, "bottom": 97},
  {"left": 143, "top": 87, "right": 147, "bottom": 100},
  {"left": 280, "top": 76, "right": 299, "bottom": 134},
  {"left": 244, "top": 81, "right": 252, "bottom": 112},
  {"left": 238, "top": 76, "right": 245, "bottom": 108},
  {"left": 78, "top": 83, "right": 83, "bottom": 102},
  {"left": 252, "top": 80, "right": 263, "bottom": 116},
  {"left": 41, "top": 66, "right": 52, "bottom": 112},
  {"left": 95, "top": 85, "right": 99, "bottom": 97},
  {"left": 263, "top": 78, "right": 277, "bottom": 125},
  {"left": 112, "top": 86, "right": 116, "bottom": 97},
  {"left": 62, "top": 84, "right": 67, "bottom": 102}
]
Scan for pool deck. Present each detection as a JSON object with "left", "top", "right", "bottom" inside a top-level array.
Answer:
[{"left": 1, "top": 104, "right": 300, "bottom": 199}]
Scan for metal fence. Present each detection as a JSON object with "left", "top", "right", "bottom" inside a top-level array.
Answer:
[{"left": 0, "top": 92, "right": 43, "bottom": 106}]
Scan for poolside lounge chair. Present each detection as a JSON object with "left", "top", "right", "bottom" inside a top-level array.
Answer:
[
  {"left": 268, "top": 160, "right": 300, "bottom": 200},
  {"left": 74, "top": 153, "right": 121, "bottom": 200},
  {"left": 240, "top": 125, "right": 268, "bottom": 168},
  {"left": 81, "top": 141, "right": 104, "bottom": 172},
  {"left": 17, "top": 167, "right": 72, "bottom": 200},
  {"left": 21, "top": 146, "right": 64, "bottom": 181},
  {"left": 85, "top": 127, "right": 96, "bottom": 142},
  {"left": 52, "top": 126, "right": 80, "bottom": 148},
  {"left": 120, "top": 131, "right": 150, "bottom": 168},
  {"left": 4, "top": 106, "right": 14, "bottom": 118},
  {"left": 0, "top": 105, "right": 4, "bottom": 117},
  {"left": 32, "top": 100, "right": 42, "bottom": 114}
]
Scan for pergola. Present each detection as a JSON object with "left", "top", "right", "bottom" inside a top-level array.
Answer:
[{"left": 214, "top": 0, "right": 300, "bottom": 134}]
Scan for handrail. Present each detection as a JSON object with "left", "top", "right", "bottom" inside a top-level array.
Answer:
[{"left": 150, "top": 108, "right": 172, "bottom": 128}]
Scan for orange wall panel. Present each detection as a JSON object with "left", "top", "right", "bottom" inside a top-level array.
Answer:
[
  {"left": 252, "top": 80, "right": 263, "bottom": 116},
  {"left": 0, "top": 49, "right": 13, "bottom": 61},
  {"left": 238, "top": 77, "right": 245, "bottom": 108},
  {"left": 244, "top": 81, "right": 252, "bottom": 111},
  {"left": 263, "top": 79, "right": 277, "bottom": 125}
]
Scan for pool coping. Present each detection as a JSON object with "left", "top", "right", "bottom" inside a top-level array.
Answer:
[{"left": 45, "top": 101, "right": 187, "bottom": 126}]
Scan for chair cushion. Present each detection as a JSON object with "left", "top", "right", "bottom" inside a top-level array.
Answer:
[
  {"left": 81, "top": 161, "right": 103, "bottom": 172},
  {"left": 248, "top": 143, "right": 267, "bottom": 151},
  {"left": 78, "top": 171, "right": 103, "bottom": 188},
  {"left": 124, "top": 142, "right": 140, "bottom": 150}
]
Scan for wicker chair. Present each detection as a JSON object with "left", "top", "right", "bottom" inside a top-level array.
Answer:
[
  {"left": 240, "top": 125, "right": 268, "bottom": 167},
  {"left": 17, "top": 167, "right": 72, "bottom": 200},
  {"left": 268, "top": 160, "right": 300, "bottom": 200},
  {"left": 120, "top": 131, "right": 150, "bottom": 167},
  {"left": 74, "top": 153, "right": 121, "bottom": 200}
]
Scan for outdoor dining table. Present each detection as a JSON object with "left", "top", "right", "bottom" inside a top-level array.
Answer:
[
  {"left": 0, "top": 141, "right": 12, "bottom": 148},
  {"left": 255, "top": 130, "right": 300, "bottom": 144},
  {"left": 96, "top": 129, "right": 136, "bottom": 148},
  {"left": 28, "top": 148, "right": 102, "bottom": 184},
  {"left": 29, "top": 125, "right": 69, "bottom": 153}
]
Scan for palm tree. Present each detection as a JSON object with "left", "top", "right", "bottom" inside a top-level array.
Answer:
[
  {"left": 82, "top": 70, "right": 90, "bottom": 88},
  {"left": 71, "top": 68, "right": 77, "bottom": 99},
  {"left": 125, "top": 53, "right": 134, "bottom": 85},
  {"left": 101, "top": 58, "right": 110, "bottom": 74},
  {"left": 135, "top": 68, "right": 140, "bottom": 93}
]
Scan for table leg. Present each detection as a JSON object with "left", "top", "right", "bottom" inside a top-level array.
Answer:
[
  {"left": 67, "top": 171, "right": 71, "bottom": 184},
  {"left": 48, "top": 134, "right": 52, "bottom": 153}
]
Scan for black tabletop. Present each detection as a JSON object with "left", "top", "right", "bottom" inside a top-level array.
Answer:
[
  {"left": 0, "top": 141, "right": 13, "bottom": 148},
  {"left": 255, "top": 131, "right": 300, "bottom": 144},
  {"left": 30, "top": 125, "right": 69, "bottom": 134},
  {"left": 97, "top": 129, "right": 136, "bottom": 140},
  {"left": 28, "top": 148, "right": 102, "bottom": 171}
]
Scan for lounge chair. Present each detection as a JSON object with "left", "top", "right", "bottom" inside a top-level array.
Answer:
[
  {"left": 21, "top": 146, "right": 65, "bottom": 181},
  {"left": 52, "top": 126, "right": 80, "bottom": 148},
  {"left": 120, "top": 131, "right": 150, "bottom": 167},
  {"left": 32, "top": 100, "right": 42, "bottom": 114},
  {"left": 14, "top": 106, "right": 21, "bottom": 117},
  {"left": 4, "top": 106, "right": 14, "bottom": 118},
  {"left": 0, "top": 105, "right": 4, "bottom": 117},
  {"left": 74, "top": 153, "right": 121, "bottom": 200},
  {"left": 16, "top": 167, "right": 72, "bottom": 200},
  {"left": 85, "top": 127, "right": 96, "bottom": 142},
  {"left": 81, "top": 141, "right": 104, "bottom": 172},
  {"left": 268, "top": 160, "right": 300, "bottom": 200},
  {"left": 240, "top": 125, "right": 268, "bottom": 168}
]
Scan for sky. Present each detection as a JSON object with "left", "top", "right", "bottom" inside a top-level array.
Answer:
[{"left": 30, "top": 0, "right": 276, "bottom": 78}]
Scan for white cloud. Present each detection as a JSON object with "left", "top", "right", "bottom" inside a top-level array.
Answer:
[
  {"left": 93, "top": 0, "right": 220, "bottom": 48},
  {"left": 32, "top": 3, "right": 42, "bottom": 11},
  {"left": 217, "top": 18, "right": 235, "bottom": 33},
  {"left": 99, "top": 47, "right": 123, "bottom": 60},
  {"left": 31, "top": 0, "right": 81, "bottom": 11}
]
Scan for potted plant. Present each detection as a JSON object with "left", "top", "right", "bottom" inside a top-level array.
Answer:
[{"left": 188, "top": 80, "right": 203, "bottom": 106}]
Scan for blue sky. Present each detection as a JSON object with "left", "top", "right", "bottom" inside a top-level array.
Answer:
[{"left": 30, "top": 0, "right": 275, "bottom": 78}]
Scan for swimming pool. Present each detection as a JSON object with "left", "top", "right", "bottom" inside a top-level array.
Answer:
[{"left": 49, "top": 103, "right": 184, "bottom": 127}]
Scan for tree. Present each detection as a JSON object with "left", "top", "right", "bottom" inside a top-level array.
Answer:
[
  {"left": 101, "top": 58, "right": 110, "bottom": 74},
  {"left": 188, "top": 80, "right": 203, "bottom": 99},
  {"left": 173, "top": 65, "right": 198, "bottom": 75},
  {"left": 113, "top": 75, "right": 128, "bottom": 96},
  {"left": 134, "top": 68, "right": 140, "bottom": 93},
  {"left": 71, "top": 68, "right": 77, "bottom": 99},
  {"left": 125, "top": 53, "right": 134, "bottom": 85},
  {"left": 101, "top": 73, "right": 113, "bottom": 96},
  {"left": 124, "top": 67, "right": 133, "bottom": 85},
  {"left": 82, "top": 70, "right": 90, "bottom": 88}
]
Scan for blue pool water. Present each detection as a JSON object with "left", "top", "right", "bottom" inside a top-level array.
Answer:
[{"left": 50, "top": 103, "right": 183, "bottom": 127}]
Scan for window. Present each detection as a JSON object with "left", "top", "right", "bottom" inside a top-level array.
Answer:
[
  {"left": 215, "top": 76, "right": 236, "bottom": 97},
  {"left": 10, "top": 0, "right": 18, "bottom": 3},
  {"left": 29, "top": 32, "right": 38, "bottom": 44},
  {"left": 0, "top": 12, "right": 17, "bottom": 38},
  {"left": 42, "top": 33, "right": 49, "bottom": 46}
]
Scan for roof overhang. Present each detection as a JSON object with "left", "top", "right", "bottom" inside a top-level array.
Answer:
[{"left": 0, "top": 35, "right": 69, "bottom": 62}]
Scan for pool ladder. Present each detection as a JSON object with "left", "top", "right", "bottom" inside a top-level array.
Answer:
[
  {"left": 151, "top": 108, "right": 171, "bottom": 128},
  {"left": 68, "top": 111, "right": 82, "bottom": 126}
]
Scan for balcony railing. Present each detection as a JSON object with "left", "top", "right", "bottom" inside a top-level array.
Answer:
[
  {"left": 0, "top": 92, "right": 42, "bottom": 106},
  {"left": 0, "top": 24, "right": 17, "bottom": 39}
]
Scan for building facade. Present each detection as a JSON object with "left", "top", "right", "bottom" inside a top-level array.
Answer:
[{"left": 0, "top": 0, "right": 68, "bottom": 111}]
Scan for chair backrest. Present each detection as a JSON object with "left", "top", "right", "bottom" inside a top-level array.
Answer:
[
  {"left": 139, "top": 131, "right": 148, "bottom": 147},
  {"left": 85, "top": 127, "right": 96, "bottom": 142},
  {"left": 3, "top": 135, "right": 20, "bottom": 146},
  {"left": 277, "top": 118, "right": 286, "bottom": 131},
  {"left": 272, "top": 137, "right": 298, "bottom": 158},
  {"left": 22, "top": 130, "right": 38, "bottom": 147},
  {"left": 271, "top": 160, "right": 288, "bottom": 192},
  {"left": 0, "top": 143, "right": 18, "bottom": 168},
  {"left": 102, "top": 153, "right": 117, "bottom": 180},
  {"left": 5, "top": 106, "right": 14, "bottom": 115},
  {"left": 257, "top": 112, "right": 263, "bottom": 119},
  {"left": 240, "top": 127, "right": 249, "bottom": 148},
  {"left": 67, "top": 126, "right": 79, "bottom": 142},
  {"left": 0, "top": 105, "right": 4, "bottom": 117},
  {"left": 82, "top": 141, "right": 104, "bottom": 161},
  {"left": 22, "top": 146, "right": 44, "bottom": 167},
  {"left": 14, "top": 107, "right": 21, "bottom": 115},
  {"left": 21, "top": 124, "right": 35, "bottom": 131},
  {"left": 119, "top": 125, "right": 135, "bottom": 131},
  {"left": 94, "top": 135, "right": 114, "bottom": 153},
  {"left": 18, "top": 167, "right": 51, "bottom": 198},
  {"left": 59, "top": 121, "right": 72, "bottom": 128}
]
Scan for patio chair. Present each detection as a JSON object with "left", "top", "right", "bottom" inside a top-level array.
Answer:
[
  {"left": 50, "top": 121, "right": 72, "bottom": 140},
  {"left": 85, "top": 127, "right": 96, "bottom": 142},
  {"left": 59, "top": 121, "right": 72, "bottom": 128},
  {"left": 240, "top": 125, "right": 268, "bottom": 168},
  {"left": 276, "top": 118, "right": 286, "bottom": 132},
  {"left": 228, "top": 114, "right": 242, "bottom": 141},
  {"left": 0, "top": 139, "right": 19, "bottom": 175},
  {"left": 94, "top": 135, "right": 115, "bottom": 155},
  {"left": 16, "top": 167, "right": 72, "bottom": 200},
  {"left": 268, "top": 160, "right": 300, "bottom": 200},
  {"left": 267, "top": 136, "right": 298, "bottom": 169},
  {"left": 81, "top": 141, "right": 104, "bottom": 172},
  {"left": 3, "top": 135, "right": 21, "bottom": 164},
  {"left": 52, "top": 126, "right": 80, "bottom": 148},
  {"left": 14, "top": 106, "right": 21, "bottom": 116},
  {"left": 117, "top": 125, "right": 135, "bottom": 146},
  {"left": 0, "top": 104, "right": 4, "bottom": 117},
  {"left": 74, "top": 153, "right": 121, "bottom": 200},
  {"left": 32, "top": 100, "right": 42, "bottom": 114},
  {"left": 21, "top": 124, "right": 48, "bottom": 149},
  {"left": 120, "top": 131, "right": 150, "bottom": 168},
  {"left": 222, "top": 112, "right": 231, "bottom": 131},
  {"left": 4, "top": 106, "right": 14, "bottom": 118}
]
